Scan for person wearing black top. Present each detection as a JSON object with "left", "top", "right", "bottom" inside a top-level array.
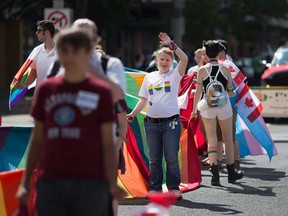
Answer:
[{"left": 192, "top": 40, "right": 243, "bottom": 186}]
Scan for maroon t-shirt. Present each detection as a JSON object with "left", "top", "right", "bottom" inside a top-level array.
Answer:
[{"left": 31, "top": 76, "right": 114, "bottom": 180}]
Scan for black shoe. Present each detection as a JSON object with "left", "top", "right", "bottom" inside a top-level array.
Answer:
[
  {"left": 227, "top": 163, "right": 244, "bottom": 183},
  {"left": 210, "top": 164, "right": 221, "bottom": 186},
  {"left": 234, "top": 160, "right": 241, "bottom": 172}
]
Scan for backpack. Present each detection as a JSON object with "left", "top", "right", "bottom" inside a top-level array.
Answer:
[{"left": 205, "top": 65, "right": 227, "bottom": 107}]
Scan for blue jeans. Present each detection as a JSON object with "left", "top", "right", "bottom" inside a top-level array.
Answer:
[{"left": 144, "top": 116, "right": 181, "bottom": 191}]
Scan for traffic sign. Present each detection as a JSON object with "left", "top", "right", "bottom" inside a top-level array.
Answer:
[{"left": 44, "top": 8, "right": 73, "bottom": 30}]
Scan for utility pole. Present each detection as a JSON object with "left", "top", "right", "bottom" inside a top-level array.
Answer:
[{"left": 171, "top": 0, "right": 185, "bottom": 47}]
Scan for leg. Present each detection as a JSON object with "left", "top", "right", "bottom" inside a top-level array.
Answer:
[
  {"left": 218, "top": 117, "right": 234, "bottom": 164},
  {"left": 218, "top": 117, "right": 243, "bottom": 183},
  {"left": 36, "top": 180, "right": 67, "bottom": 216},
  {"left": 145, "top": 122, "right": 163, "bottom": 191},
  {"left": 201, "top": 116, "right": 220, "bottom": 186},
  {"left": 162, "top": 117, "right": 181, "bottom": 191},
  {"left": 201, "top": 117, "right": 218, "bottom": 165}
]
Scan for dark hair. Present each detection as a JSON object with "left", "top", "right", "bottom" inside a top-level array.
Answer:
[
  {"left": 36, "top": 20, "right": 56, "bottom": 37},
  {"left": 56, "top": 29, "right": 93, "bottom": 53},
  {"left": 203, "top": 40, "right": 221, "bottom": 58},
  {"left": 218, "top": 39, "right": 228, "bottom": 54}
]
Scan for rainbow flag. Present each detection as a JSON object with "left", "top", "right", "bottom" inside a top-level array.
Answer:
[{"left": 9, "top": 47, "right": 41, "bottom": 109}]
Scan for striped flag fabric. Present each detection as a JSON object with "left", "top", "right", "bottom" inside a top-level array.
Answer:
[{"left": 9, "top": 47, "right": 41, "bottom": 109}]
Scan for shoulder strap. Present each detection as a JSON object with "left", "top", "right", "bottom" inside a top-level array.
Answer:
[
  {"left": 214, "top": 65, "right": 223, "bottom": 80},
  {"left": 101, "top": 54, "right": 111, "bottom": 75},
  {"left": 204, "top": 65, "right": 213, "bottom": 82},
  {"left": 47, "top": 60, "right": 61, "bottom": 78}
]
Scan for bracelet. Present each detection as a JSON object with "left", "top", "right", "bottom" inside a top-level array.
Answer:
[
  {"left": 227, "top": 86, "right": 234, "bottom": 92},
  {"left": 168, "top": 41, "right": 178, "bottom": 52}
]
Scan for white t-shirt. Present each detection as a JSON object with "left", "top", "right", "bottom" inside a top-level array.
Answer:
[
  {"left": 139, "top": 67, "right": 183, "bottom": 118},
  {"left": 187, "top": 65, "right": 199, "bottom": 75},
  {"left": 31, "top": 44, "right": 58, "bottom": 89},
  {"left": 95, "top": 52, "right": 126, "bottom": 93},
  {"left": 54, "top": 51, "right": 126, "bottom": 93}
]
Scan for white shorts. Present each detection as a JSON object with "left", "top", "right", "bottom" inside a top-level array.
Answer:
[{"left": 200, "top": 99, "right": 233, "bottom": 120}]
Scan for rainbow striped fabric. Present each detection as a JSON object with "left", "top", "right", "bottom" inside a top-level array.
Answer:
[{"left": 9, "top": 47, "right": 41, "bottom": 109}]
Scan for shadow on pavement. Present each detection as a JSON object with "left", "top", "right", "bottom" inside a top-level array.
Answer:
[
  {"left": 225, "top": 183, "right": 277, "bottom": 197},
  {"left": 120, "top": 198, "right": 148, "bottom": 205},
  {"left": 175, "top": 199, "right": 242, "bottom": 215},
  {"left": 242, "top": 167, "right": 287, "bottom": 181}
]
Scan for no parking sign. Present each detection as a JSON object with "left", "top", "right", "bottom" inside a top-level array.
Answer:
[{"left": 44, "top": 8, "right": 73, "bottom": 30}]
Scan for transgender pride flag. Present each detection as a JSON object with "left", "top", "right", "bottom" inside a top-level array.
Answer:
[
  {"left": 223, "top": 60, "right": 278, "bottom": 160},
  {"left": 9, "top": 47, "right": 41, "bottom": 109}
]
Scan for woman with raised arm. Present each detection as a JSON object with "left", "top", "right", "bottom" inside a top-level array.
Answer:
[
  {"left": 127, "top": 32, "right": 188, "bottom": 195},
  {"left": 191, "top": 40, "right": 243, "bottom": 186}
]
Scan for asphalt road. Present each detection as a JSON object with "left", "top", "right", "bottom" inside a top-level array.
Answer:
[{"left": 2, "top": 115, "right": 288, "bottom": 216}]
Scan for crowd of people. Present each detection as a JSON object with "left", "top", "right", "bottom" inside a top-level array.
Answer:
[{"left": 13, "top": 18, "right": 245, "bottom": 216}]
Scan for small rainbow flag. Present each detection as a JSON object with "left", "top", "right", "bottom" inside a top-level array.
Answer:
[
  {"left": 148, "top": 84, "right": 153, "bottom": 95},
  {"left": 9, "top": 47, "right": 41, "bottom": 109},
  {"left": 164, "top": 81, "right": 170, "bottom": 92}
]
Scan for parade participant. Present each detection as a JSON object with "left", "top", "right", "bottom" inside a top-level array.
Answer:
[
  {"left": 217, "top": 39, "right": 242, "bottom": 171},
  {"left": 14, "top": 20, "right": 57, "bottom": 91},
  {"left": 187, "top": 48, "right": 204, "bottom": 75},
  {"left": 16, "top": 29, "right": 126, "bottom": 216},
  {"left": 192, "top": 40, "right": 243, "bottom": 186},
  {"left": 127, "top": 32, "right": 188, "bottom": 194}
]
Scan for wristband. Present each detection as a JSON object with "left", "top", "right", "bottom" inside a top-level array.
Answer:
[
  {"left": 227, "top": 86, "right": 234, "bottom": 92},
  {"left": 168, "top": 41, "right": 178, "bottom": 52}
]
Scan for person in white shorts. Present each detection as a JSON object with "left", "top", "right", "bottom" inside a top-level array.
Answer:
[{"left": 191, "top": 40, "right": 243, "bottom": 186}]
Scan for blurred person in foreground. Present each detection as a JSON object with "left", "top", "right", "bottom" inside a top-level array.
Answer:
[
  {"left": 191, "top": 40, "right": 243, "bottom": 186},
  {"left": 14, "top": 20, "right": 57, "bottom": 92},
  {"left": 48, "top": 18, "right": 128, "bottom": 216},
  {"left": 16, "top": 29, "right": 126, "bottom": 216}
]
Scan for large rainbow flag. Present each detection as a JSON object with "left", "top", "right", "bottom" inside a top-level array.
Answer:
[{"left": 0, "top": 71, "right": 202, "bottom": 215}]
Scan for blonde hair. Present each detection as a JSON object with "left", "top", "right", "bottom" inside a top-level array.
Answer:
[
  {"left": 156, "top": 47, "right": 175, "bottom": 60},
  {"left": 194, "top": 48, "right": 203, "bottom": 55}
]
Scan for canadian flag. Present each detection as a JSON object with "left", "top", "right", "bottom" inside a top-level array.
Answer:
[{"left": 223, "top": 59, "right": 263, "bottom": 123}]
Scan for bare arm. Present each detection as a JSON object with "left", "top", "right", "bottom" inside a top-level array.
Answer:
[
  {"left": 101, "top": 122, "right": 127, "bottom": 199},
  {"left": 192, "top": 69, "right": 204, "bottom": 114},
  {"left": 130, "top": 97, "right": 148, "bottom": 117},
  {"left": 174, "top": 46, "right": 188, "bottom": 76},
  {"left": 14, "top": 69, "right": 37, "bottom": 89},
  {"left": 158, "top": 32, "right": 188, "bottom": 76},
  {"left": 17, "top": 120, "right": 44, "bottom": 204},
  {"left": 116, "top": 112, "right": 128, "bottom": 151},
  {"left": 222, "top": 66, "right": 236, "bottom": 97}
]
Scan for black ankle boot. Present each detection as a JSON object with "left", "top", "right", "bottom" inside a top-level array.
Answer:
[
  {"left": 210, "top": 164, "right": 221, "bottom": 186},
  {"left": 227, "top": 163, "right": 244, "bottom": 183}
]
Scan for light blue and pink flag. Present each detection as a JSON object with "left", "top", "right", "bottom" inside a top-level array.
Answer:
[{"left": 224, "top": 60, "right": 278, "bottom": 159}]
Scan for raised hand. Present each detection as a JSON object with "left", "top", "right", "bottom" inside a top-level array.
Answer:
[{"left": 158, "top": 32, "right": 172, "bottom": 46}]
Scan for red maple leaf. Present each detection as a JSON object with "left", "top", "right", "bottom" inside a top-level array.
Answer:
[
  {"left": 245, "top": 97, "right": 254, "bottom": 108},
  {"left": 229, "top": 66, "right": 236, "bottom": 72}
]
